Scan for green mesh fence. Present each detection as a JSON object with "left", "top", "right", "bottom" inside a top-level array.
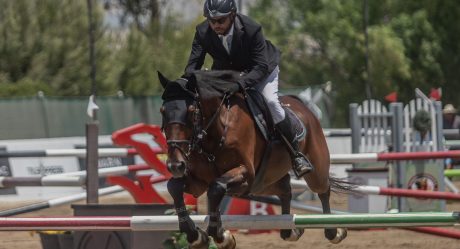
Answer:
[
  {"left": 0, "top": 96, "right": 164, "bottom": 139},
  {"left": 0, "top": 86, "right": 331, "bottom": 140}
]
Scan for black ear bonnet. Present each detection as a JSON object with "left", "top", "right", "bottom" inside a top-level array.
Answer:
[{"left": 161, "top": 78, "right": 196, "bottom": 126}]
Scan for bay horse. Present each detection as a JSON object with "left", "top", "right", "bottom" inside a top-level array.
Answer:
[{"left": 159, "top": 70, "right": 350, "bottom": 249}]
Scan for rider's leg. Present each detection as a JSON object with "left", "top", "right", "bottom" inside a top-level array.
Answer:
[{"left": 254, "top": 66, "right": 313, "bottom": 177}]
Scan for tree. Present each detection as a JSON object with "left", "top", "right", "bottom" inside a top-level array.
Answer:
[
  {"left": 114, "top": 0, "right": 160, "bottom": 32},
  {"left": 0, "top": 0, "right": 119, "bottom": 96},
  {"left": 249, "top": 0, "right": 450, "bottom": 126}
]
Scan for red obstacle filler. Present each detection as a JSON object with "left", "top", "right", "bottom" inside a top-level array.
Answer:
[
  {"left": 112, "top": 123, "right": 170, "bottom": 178},
  {"left": 111, "top": 123, "right": 196, "bottom": 210}
]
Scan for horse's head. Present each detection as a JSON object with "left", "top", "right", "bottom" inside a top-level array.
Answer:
[
  {"left": 158, "top": 72, "right": 196, "bottom": 178},
  {"left": 159, "top": 70, "right": 243, "bottom": 178}
]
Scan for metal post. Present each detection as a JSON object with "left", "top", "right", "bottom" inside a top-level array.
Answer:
[
  {"left": 350, "top": 103, "right": 360, "bottom": 155},
  {"left": 435, "top": 101, "right": 446, "bottom": 211},
  {"left": 85, "top": 117, "right": 99, "bottom": 204},
  {"left": 434, "top": 101, "right": 444, "bottom": 150},
  {"left": 390, "top": 103, "right": 403, "bottom": 210},
  {"left": 86, "top": 0, "right": 99, "bottom": 204}
]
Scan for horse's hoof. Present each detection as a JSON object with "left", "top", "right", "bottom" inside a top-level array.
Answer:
[
  {"left": 215, "top": 230, "right": 236, "bottom": 249},
  {"left": 280, "top": 228, "right": 304, "bottom": 241},
  {"left": 188, "top": 228, "right": 209, "bottom": 249},
  {"left": 328, "top": 228, "right": 347, "bottom": 244}
]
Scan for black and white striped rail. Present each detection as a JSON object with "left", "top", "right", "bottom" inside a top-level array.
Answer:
[
  {"left": 0, "top": 164, "right": 151, "bottom": 188},
  {"left": 0, "top": 148, "right": 147, "bottom": 158}
]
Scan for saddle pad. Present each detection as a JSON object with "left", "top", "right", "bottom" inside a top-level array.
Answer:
[
  {"left": 250, "top": 106, "right": 307, "bottom": 194},
  {"left": 244, "top": 89, "right": 275, "bottom": 141}
]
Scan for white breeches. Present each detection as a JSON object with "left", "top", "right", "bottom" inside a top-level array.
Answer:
[{"left": 253, "top": 66, "right": 285, "bottom": 124}]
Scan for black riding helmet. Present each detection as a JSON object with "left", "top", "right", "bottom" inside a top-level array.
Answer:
[{"left": 203, "top": 0, "right": 237, "bottom": 18}]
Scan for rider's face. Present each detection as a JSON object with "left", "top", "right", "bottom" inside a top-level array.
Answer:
[{"left": 208, "top": 14, "right": 233, "bottom": 35}]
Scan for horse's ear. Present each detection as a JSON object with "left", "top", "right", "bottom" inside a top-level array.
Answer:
[{"left": 157, "top": 71, "right": 170, "bottom": 89}]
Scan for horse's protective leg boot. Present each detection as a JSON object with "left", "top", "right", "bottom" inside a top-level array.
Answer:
[
  {"left": 207, "top": 180, "right": 235, "bottom": 248},
  {"left": 167, "top": 177, "right": 202, "bottom": 244},
  {"left": 276, "top": 115, "right": 313, "bottom": 177}
]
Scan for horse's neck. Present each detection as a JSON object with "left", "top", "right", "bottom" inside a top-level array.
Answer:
[
  {"left": 197, "top": 97, "right": 223, "bottom": 145},
  {"left": 200, "top": 97, "right": 222, "bottom": 119}
]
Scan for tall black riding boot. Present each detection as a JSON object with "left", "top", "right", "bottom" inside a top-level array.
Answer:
[{"left": 276, "top": 116, "right": 314, "bottom": 177}]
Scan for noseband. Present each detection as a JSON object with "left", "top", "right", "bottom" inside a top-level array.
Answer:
[{"left": 167, "top": 139, "right": 191, "bottom": 160}]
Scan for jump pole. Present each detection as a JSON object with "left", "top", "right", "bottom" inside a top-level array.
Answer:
[
  {"left": 0, "top": 212, "right": 458, "bottom": 231},
  {"left": 355, "top": 185, "right": 460, "bottom": 201},
  {"left": 445, "top": 169, "right": 460, "bottom": 178},
  {"left": 52, "top": 164, "right": 151, "bottom": 177},
  {"left": 0, "top": 148, "right": 143, "bottom": 158},
  {"left": 331, "top": 150, "right": 460, "bottom": 164},
  {"left": 0, "top": 174, "right": 169, "bottom": 217},
  {"left": 0, "top": 185, "right": 124, "bottom": 217},
  {"left": 291, "top": 179, "right": 460, "bottom": 201},
  {"left": 0, "top": 164, "right": 151, "bottom": 188},
  {"left": 407, "top": 227, "right": 460, "bottom": 239}
]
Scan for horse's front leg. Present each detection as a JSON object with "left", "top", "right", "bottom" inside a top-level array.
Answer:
[
  {"left": 167, "top": 177, "right": 209, "bottom": 248},
  {"left": 207, "top": 166, "right": 248, "bottom": 249}
]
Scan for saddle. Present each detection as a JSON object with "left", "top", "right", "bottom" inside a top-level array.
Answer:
[
  {"left": 244, "top": 88, "right": 306, "bottom": 142},
  {"left": 244, "top": 89, "right": 307, "bottom": 193}
]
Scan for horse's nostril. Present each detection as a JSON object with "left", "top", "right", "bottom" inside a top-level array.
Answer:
[
  {"left": 167, "top": 161, "right": 187, "bottom": 178},
  {"left": 178, "top": 161, "right": 186, "bottom": 172}
]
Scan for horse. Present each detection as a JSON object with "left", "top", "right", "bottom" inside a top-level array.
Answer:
[{"left": 159, "top": 70, "right": 350, "bottom": 249}]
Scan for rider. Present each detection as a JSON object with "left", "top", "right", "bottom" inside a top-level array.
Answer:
[{"left": 183, "top": 0, "right": 312, "bottom": 177}]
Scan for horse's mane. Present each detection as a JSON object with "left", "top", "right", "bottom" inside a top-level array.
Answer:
[{"left": 191, "top": 70, "right": 242, "bottom": 99}]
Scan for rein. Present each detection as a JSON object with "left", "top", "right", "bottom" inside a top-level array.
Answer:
[{"left": 191, "top": 92, "right": 232, "bottom": 163}]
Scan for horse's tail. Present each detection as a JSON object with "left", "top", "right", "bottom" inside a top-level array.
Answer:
[{"left": 329, "top": 175, "right": 361, "bottom": 194}]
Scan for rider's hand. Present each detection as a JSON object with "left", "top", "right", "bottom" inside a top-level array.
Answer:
[{"left": 226, "top": 84, "right": 241, "bottom": 95}]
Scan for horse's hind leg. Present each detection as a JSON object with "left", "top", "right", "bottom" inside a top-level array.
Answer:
[
  {"left": 207, "top": 180, "right": 236, "bottom": 249},
  {"left": 167, "top": 177, "right": 209, "bottom": 248},
  {"left": 277, "top": 174, "right": 304, "bottom": 241},
  {"left": 318, "top": 187, "right": 347, "bottom": 244}
]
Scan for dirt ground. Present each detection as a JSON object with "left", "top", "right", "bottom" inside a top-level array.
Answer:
[{"left": 1, "top": 189, "right": 460, "bottom": 249}]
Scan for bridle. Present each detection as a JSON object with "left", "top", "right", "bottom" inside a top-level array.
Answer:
[
  {"left": 165, "top": 92, "right": 233, "bottom": 167},
  {"left": 166, "top": 139, "right": 191, "bottom": 161}
]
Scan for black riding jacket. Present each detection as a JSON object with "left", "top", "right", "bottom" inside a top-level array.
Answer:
[{"left": 184, "top": 14, "right": 280, "bottom": 87}]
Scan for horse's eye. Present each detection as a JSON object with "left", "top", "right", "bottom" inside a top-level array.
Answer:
[
  {"left": 160, "top": 106, "right": 165, "bottom": 113},
  {"left": 188, "top": 105, "right": 196, "bottom": 113}
]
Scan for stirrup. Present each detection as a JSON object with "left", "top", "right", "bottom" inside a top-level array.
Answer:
[{"left": 292, "top": 153, "right": 314, "bottom": 178}]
